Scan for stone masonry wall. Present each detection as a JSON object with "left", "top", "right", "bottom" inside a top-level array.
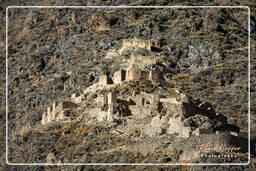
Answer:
[
  {"left": 99, "top": 75, "right": 112, "bottom": 85},
  {"left": 149, "top": 70, "right": 160, "bottom": 84},
  {"left": 113, "top": 70, "right": 126, "bottom": 83},
  {"left": 131, "top": 55, "right": 156, "bottom": 67},
  {"left": 126, "top": 67, "right": 142, "bottom": 81},
  {"left": 122, "top": 38, "right": 151, "bottom": 50}
]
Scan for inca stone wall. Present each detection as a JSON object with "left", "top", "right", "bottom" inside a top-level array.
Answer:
[
  {"left": 113, "top": 70, "right": 126, "bottom": 83},
  {"left": 122, "top": 38, "right": 151, "bottom": 50},
  {"left": 149, "top": 70, "right": 160, "bottom": 84},
  {"left": 42, "top": 100, "right": 77, "bottom": 125},
  {"left": 131, "top": 55, "right": 157, "bottom": 67},
  {"left": 99, "top": 75, "right": 112, "bottom": 85},
  {"left": 126, "top": 67, "right": 142, "bottom": 81},
  {"left": 71, "top": 93, "right": 82, "bottom": 104}
]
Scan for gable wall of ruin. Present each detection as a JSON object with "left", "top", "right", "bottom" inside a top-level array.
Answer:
[{"left": 122, "top": 39, "right": 151, "bottom": 50}]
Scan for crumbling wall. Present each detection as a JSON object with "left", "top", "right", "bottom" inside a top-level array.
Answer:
[
  {"left": 141, "top": 71, "right": 149, "bottom": 80},
  {"left": 71, "top": 93, "right": 82, "bottom": 104},
  {"left": 41, "top": 112, "right": 47, "bottom": 125},
  {"left": 98, "top": 66, "right": 162, "bottom": 86},
  {"left": 168, "top": 118, "right": 192, "bottom": 138},
  {"left": 42, "top": 101, "right": 77, "bottom": 125},
  {"left": 42, "top": 102, "right": 58, "bottom": 125},
  {"left": 99, "top": 75, "right": 112, "bottom": 85},
  {"left": 125, "top": 67, "right": 160, "bottom": 84},
  {"left": 144, "top": 115, "right": 169, "bottom": 137},
  {"left": 128, "top": 92, "right": 156, "bottom": 119},
  {"left": 97, "top": 92, "right": 117, "bottom": 122},
  {"left": 152, "top": 94, "right": 160, "bottom": 106},
  {"left": 131, "top": 55, "right": 156, "bottom": 67},
  {"left": 100, "top": 95, "right": 108, "bottom": 107},
  {"left": 113, "top": 70, "right": 126, "bottom": 83},
  {"left": 52, "top": 102, "right": 56, "bottom": 120},
  {"left": 107, "top": 103, "right": 115, "bottom": 121},
  {"left": 149, "top": 70, "right": 160, "bottom": 84},
  {"left": 47, "top": 106, "right": 52, "bottom": 123},
  {"left": 54, "top": 102, "right": 63, "bottom": 122},
  {"left": 55, "top": 102, "right": 63, "bottom": 115},
  {"left": 122, "top": 38, "right": 151, "bottom": 50},
  {"left": 126, "top": 67, "right": 142, "bottom": 81},
  {"left": 97, "top": 111, "right": 109, "bottom": 121},
  {"left": 160, "top": 97, "right": 180, "bottom": 104},
  {"left": 108, "top": 92, "right": 117, "bottom": 105},
  {"left": 55, "top": 101, "right": 77, "bottom": 122}
]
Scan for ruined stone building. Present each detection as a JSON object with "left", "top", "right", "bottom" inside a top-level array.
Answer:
[
  {"left": 98, "top": 67, "right": 161, "bottom": 86},
  {"left": 71, "top": 92, "right": 83, "bottom": 104},
  {"left": 130, "top": 55, "right": 157, "bottom": 68},
  {"left": 40, "top": 38, "right": 229, "bottom": 139},
  {"left": 92, "top": 90, "right": 224, "bottom": 138},
  {"left": 41, "top": 36, "right": 160, "bottom": 125},
  {"left": 122, "top": 38, "right": 152, "bottom": 50},
  {"left": 98, "top": 75, "right": 113, "bottom": 85},
  {"left": 41, "top": 101, "right": 77, "bottom": 125},
  {"left": 113, "top": 70, "right": 126, "bottom": 83}
]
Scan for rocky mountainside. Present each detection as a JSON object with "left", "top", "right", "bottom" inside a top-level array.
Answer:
[{"left": 1, "top": 0, "right": 256, "bottom": 170}]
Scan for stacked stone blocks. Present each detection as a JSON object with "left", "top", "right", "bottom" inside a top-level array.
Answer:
[
  {"left": 99, "top": 67, "right": 161, "bottom": 86},
  {"left": 122, "top": 38, "right": 152, "bottom": 50}
]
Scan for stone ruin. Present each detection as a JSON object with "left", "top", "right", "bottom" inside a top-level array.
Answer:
[
  {"left": 130, "top": 55, "right": 157, "bottom": 68},
  {"left": 126, "top": 67, "right": 141, "bottom": 81},
  {"left": 98, "top": 75, "right": 113, "bottom": 85},
  {"left": 96, "top": 92, "right": 117, "bottom": 122},
  {"left": 41, "top": 101, "right": 77, "bottom": 125},
  {"left": 41, "top": 75, "right": 230, "bottom": 139},
  {"left": 40, "top": 38, "right": 233, "bottom": 139},
  {"left": 99, "top": 38, "right": 162, "bottom": 86},
  {"left": 113, "top": 70, "right": 126, "bottom": 83},
  {"left": 106, "top": 38, "right": 160, "bottom": 62},
  {"left": 41, "top": 91, "right": 86, "bottom": 125},
  {"left": 98, "top": 67, "right": 161, "bottom": 86},
  {"left": 122, "top": 38, "right": 152, "bottom": 50},
  {"left": 94, "top": 91, "right": 158, "bottom": 122},
  {"left": 141, "top": 93, "right": 228, "bottom": 138},
  {"left": 90, "top": 89, "right": 227, "bottom": 138},
  {"left": 71, "top": 92, "right": 83, "bottom": 104}
]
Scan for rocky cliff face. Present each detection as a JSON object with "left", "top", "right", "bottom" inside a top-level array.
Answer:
[{"left": 1, "top": 0, "right": 256, "bottom": 170}]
